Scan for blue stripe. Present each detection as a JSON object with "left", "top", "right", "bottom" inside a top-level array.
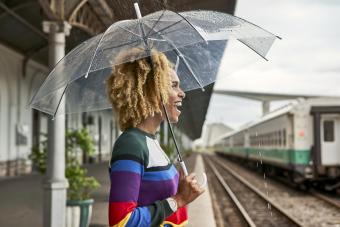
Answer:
[
  {"left": 143, "top": 165, "right": 178, "bottom": 181},
  {"left": 110, "top": 160, "right": 143, "bottom": 175},
  {"left": 126, "top": 206, "right": 151, "bottom": 227}
]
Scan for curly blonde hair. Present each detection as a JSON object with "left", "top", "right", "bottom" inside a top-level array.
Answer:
[{"left": 106, "top": 49, "right": 172, "bottom": 131}]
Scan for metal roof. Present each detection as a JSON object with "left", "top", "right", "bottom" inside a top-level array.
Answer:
[
  {"left": 0, "top": 0, "right": 236, "bottom": 140},
  {"left": 214, "top": 89, "right": 321, "bottom": 102}
]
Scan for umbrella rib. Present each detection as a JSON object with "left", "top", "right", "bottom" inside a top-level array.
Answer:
[
  {"left": 145, "top": 10, "right": 166, "bottom": 38},
  {"left": 143, "top": 23, "right": 205, "bottom": 91},
  {"left": 176, "top": 50, "right": 205, "bottom": 91},
  {"left": 117, "top": 24, "right": 142, "bottom": 38},
  {"left": 237, "top": 38, "right": 269, "bottom": 61},
  {"left": 173, "top": 11, "right": 207, "bottom": 43},
  {"left": 101, "top": 39, "right": 141, "bottom": 52},
  {"left": 52, "top": 83, "right": 69, "bottom": 120},
  {"left": 84, "top": 24, "right": 116, "bottom": 79},
  {"left": 147, "top": 19, "right": 184, "bottom": 38}
]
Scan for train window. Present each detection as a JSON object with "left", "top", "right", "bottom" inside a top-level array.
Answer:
[
  {"left": 323, "top": 121, "right": 334, "bottom": 142},
  {"left": 278, "top": 131, "right": 282, "bottom": 146},
  {"left": 283, "top": 129, "right": 286, "bottom": 146}
]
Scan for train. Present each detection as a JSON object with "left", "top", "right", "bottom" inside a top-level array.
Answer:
[{"left": 213, "top": 98, "right": 340, "bottom": 191}]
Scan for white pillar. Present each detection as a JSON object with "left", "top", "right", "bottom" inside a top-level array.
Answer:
[
  {"left": 262, "top": 101, "right": 270, "bottom": 116},
  {"left": 42, "top": 21, "right": 71, "bottom": 227},
  {"left": 164, "top": 120, "right": 168, "bottom": 145}
]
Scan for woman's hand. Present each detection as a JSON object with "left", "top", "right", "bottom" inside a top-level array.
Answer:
[{"left": 172, "top": 169, "right": 205, "bottom": 208}]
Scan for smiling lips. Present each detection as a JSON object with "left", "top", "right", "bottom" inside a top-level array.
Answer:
[{"left": 174, "top": 101, "right": 182, "bottom": 113}]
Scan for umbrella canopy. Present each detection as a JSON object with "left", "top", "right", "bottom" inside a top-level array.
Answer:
[{"left": 29, "top": 8, "right": 279, "bottom": 117}]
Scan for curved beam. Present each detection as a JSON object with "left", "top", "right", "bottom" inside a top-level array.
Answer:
[
  {"left": 69, "top": 21, "right": 95, "bottom": 35},
  {"left": 68, "top": 2, "right": 105, "bottom": 35},
  {"left": 38, "top": 0, "right": 58, "bottom": 20},
  {"left": 68, "top": 0, "right": 89, "bottom": 22}
]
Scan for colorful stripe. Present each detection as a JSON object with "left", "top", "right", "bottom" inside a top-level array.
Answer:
[
  {"left": 138, "top": 176, "right": 179, "bottom": 205},
  {"left": 110, "top": 171, "right": 141, "bottom": 202},
  {"left": 161, "top": 220, "right": 189, "bottom": 227},
  {"left": 112, "top": 212, "right": 132, "bottom": 227},
  {"left": 143, "top": 165, "right": 178, "bottom": 181},
  {"left": 109, "top": 202, "right": 136, "bottom": 225},
  {"left": 110, "top": 159, "right": 144, "bottom": 174},
  {"left": 126, "top": 207, "right": 151, "bottom": 226},
  {"left": 164, "top": 207, "right": 188, "bottom": 225},
  {"left": 109, "top": 128, "right": 188, "bottom": 226}
]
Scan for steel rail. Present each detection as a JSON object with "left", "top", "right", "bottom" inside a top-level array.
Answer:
[
  {"left": 205, "top": 158, "right": 256, "bottom": 227},
  {"left": 210, "top": 156, "right": 304, "bottom": 227},
  {"left": 310, "top": 190, "right": 340, "bottom": 210}
]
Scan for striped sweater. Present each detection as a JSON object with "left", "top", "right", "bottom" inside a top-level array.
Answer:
[{"left": 108, "top": 127, "right": 188, "bottom": 227}]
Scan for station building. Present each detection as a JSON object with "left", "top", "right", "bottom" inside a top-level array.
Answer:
[{"left": 0, "top": 0, "right": 236, "bottom": 179}]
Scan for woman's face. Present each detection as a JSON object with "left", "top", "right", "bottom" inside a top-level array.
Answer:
[{"left": 164, "top": 69, "right": 185, "bottom": 123}]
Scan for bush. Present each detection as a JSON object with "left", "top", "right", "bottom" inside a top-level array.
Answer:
[{"left": 30, "top": 128, "right": 100, "bottom": 201}]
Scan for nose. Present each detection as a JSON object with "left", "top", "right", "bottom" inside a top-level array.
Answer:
[{"left": 178, "top": 88, "right": 185, "bottom": 99}]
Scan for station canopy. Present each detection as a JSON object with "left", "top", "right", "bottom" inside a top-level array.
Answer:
[{"left": 0, "top": 0, "right": 236, "bottom": 139}]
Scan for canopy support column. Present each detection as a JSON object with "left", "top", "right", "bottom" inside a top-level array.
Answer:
[
  {"left": 262, "top": 101, "right": 270, "bottom": 116},
  {"left": 42, "top": 21, "right": 71, "bottom": 227}
]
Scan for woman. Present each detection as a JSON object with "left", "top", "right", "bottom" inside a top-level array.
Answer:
[{"left": 106, "top": 49, "right": 205, "bottom": 227}]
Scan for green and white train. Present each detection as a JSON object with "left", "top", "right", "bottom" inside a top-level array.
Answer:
[{"left": 214, "top": 98, "right": 340, "bottom": 189}]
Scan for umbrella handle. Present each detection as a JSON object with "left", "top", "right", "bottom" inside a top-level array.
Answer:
[
  {"left": 179, "top": 160, "right": 189, "bottom": 176},
  {"left": 197, "top": 172, "right": 207, "bottom": 188},
  {"left": 180, "top": 160, "right": 208, "bottom": 188}
]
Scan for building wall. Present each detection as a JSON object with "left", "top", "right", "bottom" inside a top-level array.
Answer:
[
  {"left": 0, "top": 44, "right": 117, "bottom": 177},
  {"left": 0, "top": 44, "right": 48, "bottom": 176}
]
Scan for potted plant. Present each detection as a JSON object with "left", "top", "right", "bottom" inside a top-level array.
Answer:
[{"left": 30, "top": 128, "right": 100, "bottom": 227}]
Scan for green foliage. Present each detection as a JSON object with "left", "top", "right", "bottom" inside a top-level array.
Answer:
[
  {"left": 66, "top": 165, "right": 100, "bottom": 201},
  {"left": 160, "top": 143, "right": 174, "bottom": 158},
  {"left": 30, "top": 128, "right": 100, "bottom": 201},
  {"left": 29, "top": 133, "right": 48, "bottom": 174}
]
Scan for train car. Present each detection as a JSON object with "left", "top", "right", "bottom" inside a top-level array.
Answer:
[{"left": 213, "top": 98, "right": 340, "bottom": 190}]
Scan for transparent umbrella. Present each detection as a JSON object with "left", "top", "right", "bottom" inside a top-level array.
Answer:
[{"left": 29, "top": 3, "right": 280, "bottom": 177}]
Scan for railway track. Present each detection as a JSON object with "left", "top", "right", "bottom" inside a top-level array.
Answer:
[
  {"left": 207, "top": 154, "right": 340, "bottom": 227},
  {"left": 204, "top": 155, "right": 303, "bottom": 227},
  {"left": 310, "top": 190, "right": 340, "bottom": 210}
]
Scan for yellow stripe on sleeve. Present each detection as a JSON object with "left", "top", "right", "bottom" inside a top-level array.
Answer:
[
  {"left": 112, "top": 212, "right": 132, "bottom": 227},
  {"left": 160, "top": 220, "right": 189, "bottom": 227}
]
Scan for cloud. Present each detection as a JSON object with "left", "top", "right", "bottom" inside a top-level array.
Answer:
[{"left": 206, "top": 0, "right": 340, "bottom": 128}]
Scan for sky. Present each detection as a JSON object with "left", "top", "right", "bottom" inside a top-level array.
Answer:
[{"left": 205, "top": 0, "right": 340, "bottom": 130}]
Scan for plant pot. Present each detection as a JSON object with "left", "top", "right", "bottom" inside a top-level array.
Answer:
[{"left": 66, "top": 199, "right": 94, "bottom": 227}]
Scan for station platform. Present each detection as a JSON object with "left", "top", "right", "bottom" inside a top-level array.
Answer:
[
  {"left": 0, "top": 153, "right": 216, "bottom": 227},
  {"left": 188, "top": 154, "right": 216, "bottom": 227}
]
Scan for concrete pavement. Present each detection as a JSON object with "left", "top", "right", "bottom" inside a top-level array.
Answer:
[{"left": 0, "top": 154, "right": 216, "bottom": 227}]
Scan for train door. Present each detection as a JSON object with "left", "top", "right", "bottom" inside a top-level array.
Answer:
[{"left": 320, "top": 115, "right": 340, "bottom": 165}]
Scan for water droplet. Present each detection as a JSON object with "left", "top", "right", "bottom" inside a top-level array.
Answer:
[
  {"left": 267, "top": 203, "right": 271, "bottom": 210},
  {"left": 263, "top": 173, "right": 266, "bottom": 179},
  {"left": 270, "top": 212, "right": 273, "bottom": 216},
  {"left": 256, "top": 162, "right": 259, "bottom": 167}
]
